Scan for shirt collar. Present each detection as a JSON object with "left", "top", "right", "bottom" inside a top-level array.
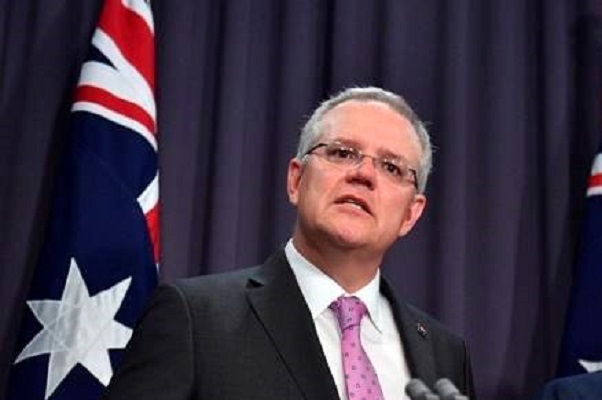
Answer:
[{"left": 285, "top": 239, "right": 383, "bottom": 332}]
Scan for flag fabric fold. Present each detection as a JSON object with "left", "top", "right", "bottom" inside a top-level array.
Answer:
[
  {"left": 7, "top": 0, "right": 158, "bottom": 398},
  {"left": 556, "top": 147, "right": 602, "bottom": 377}
]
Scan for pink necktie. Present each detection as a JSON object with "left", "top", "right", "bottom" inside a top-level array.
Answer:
[{"left": 330, "top": 296, "right": 385, "bottom": 400}]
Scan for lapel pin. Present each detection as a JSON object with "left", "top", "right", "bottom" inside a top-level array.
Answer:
[{"left": 416, "top": 322, "right": 428, "bottom": 338}]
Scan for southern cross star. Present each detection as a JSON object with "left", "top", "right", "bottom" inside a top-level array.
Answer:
[
  {"left": 14, "top": 258, "right": 133, "bottom": 399},
  {"left": 579, "top": 359, "right": 602, "bottom": 373}
]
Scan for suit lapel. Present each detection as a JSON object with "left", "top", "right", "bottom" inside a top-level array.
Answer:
[
  {"left": 381, "top": 278, "right": 437, "bottom": 386},
  {"left": 246, "top": 250, "right": 339, "bottom": 400}
]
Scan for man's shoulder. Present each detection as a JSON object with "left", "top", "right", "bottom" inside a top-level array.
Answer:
[
  {"left": 175, "top": 264, "right": 262, "bottom": 290},
  {"left": 147, "top": 265, "right": 264, "bottom": 316},
  {"left": 166, "top": 249, "right": 290, "bottom": 301}
]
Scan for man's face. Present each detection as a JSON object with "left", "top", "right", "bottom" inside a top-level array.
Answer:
[{"left": 287, "top": 100, "right": 427, "bottom": 256}]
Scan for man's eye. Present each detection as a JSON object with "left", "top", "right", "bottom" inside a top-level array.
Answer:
[
  {"left": 382, "top": 161, "right": 402, "bottom": 176},
  {"left": 329, "top": 147, "right": 356, "bottom": 159}
]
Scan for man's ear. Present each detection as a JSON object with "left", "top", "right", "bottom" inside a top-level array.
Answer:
[
  {"left": 287, "top": 158, "right": 303, "bottom": 206},
  {"left": 398, "top": 194, "right": 427, "bottom": 237}
]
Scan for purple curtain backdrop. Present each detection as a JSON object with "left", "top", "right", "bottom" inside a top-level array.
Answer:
[{"left": 1, "top": 1, "right": 601, "bottom": 399}]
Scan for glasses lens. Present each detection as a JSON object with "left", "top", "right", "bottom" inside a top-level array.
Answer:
[
  {"left": 324, "top": 143, "right": 360, "bottom": 165},
  {"left": 378, "top": 159, "right": 405, "bottom": 181}
]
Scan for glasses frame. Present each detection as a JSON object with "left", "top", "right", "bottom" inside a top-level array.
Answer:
[{"left": 304, "top": 142, "right": 418, "bottom": 189}]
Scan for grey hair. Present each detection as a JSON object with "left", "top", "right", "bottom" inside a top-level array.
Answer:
[{"left": 296, "top": 86, "right": 433, "bottom": 193}]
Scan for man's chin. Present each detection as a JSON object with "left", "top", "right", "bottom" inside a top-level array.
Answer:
[{"left": 327, "top": 230, "right": 373, "bottom": 250}]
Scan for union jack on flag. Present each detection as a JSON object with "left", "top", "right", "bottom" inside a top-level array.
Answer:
[{"left": 7, "top": 0, "right": 158, "bottom": 399}]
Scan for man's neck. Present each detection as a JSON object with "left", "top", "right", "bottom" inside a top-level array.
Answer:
[{"left": 291, "top": 234, "right": 382, "bottom": 293}]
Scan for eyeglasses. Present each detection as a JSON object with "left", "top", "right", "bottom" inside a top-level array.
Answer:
[{"left": 304, "top": 141, "right": 418, "bottom": 189}]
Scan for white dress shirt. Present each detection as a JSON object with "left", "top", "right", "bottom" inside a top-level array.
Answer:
[{"left": 285, "top": 240, "right": 411, "bottom": 400}]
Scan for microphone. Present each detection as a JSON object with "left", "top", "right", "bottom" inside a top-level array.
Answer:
[
  {"left": 433, "top": 378, "right": 469, "bottom": 400},
  {"left": 405, "top": 378, "right": 440, "bottom": 400}
]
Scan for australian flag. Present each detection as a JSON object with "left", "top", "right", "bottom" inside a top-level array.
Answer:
[
  {"left": 7, "top": 1, "right": 158, "bottom": 399},
  {"left": 556, "top": 145, "right": 602, "bottom": 377}
]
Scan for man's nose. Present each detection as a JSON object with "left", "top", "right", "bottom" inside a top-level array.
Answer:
[{"left": 347, "top": 155, "right": 377, "bottom": 189}]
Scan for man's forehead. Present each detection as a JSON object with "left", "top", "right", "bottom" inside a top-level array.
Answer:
[{"left": 317, "top": 102, "right": 422, "bottom": 164}]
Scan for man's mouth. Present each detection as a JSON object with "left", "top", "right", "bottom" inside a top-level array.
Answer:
[{"left": 335, "top": 195, "right": 372, "bottom": 215}]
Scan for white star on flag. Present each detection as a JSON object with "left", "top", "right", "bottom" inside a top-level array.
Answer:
[
  {"left": 579, "top": 359, "right": 602, "bottom": 373},
  {"left": 14, "top": 258, "right": 133, "bottom": 399}
]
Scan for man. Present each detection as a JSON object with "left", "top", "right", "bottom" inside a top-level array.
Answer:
[{"left": 104, "top": 87, "right": 475, "bottom": 399}]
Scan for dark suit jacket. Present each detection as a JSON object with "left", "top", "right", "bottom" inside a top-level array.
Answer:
[
  {"left": 104, "top": 250, "right": 475, "bottom": 399},
  {"left": 532, "top": 372, "right": 602, "bottom": 400}
]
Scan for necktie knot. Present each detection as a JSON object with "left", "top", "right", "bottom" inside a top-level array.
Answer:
[{"left": 329, "top": 296, "right": 368, "bottom": 331}]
